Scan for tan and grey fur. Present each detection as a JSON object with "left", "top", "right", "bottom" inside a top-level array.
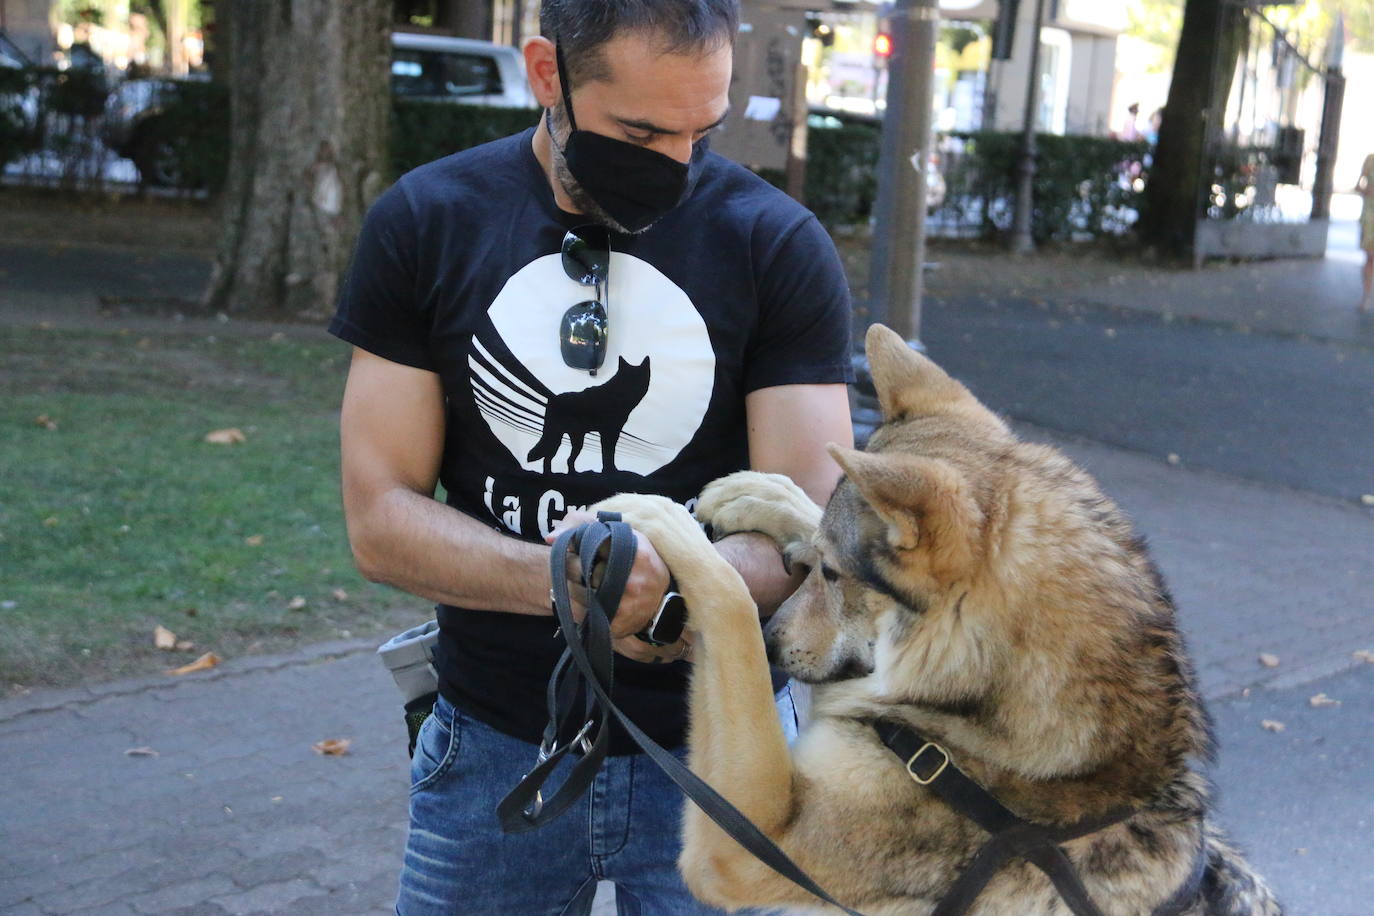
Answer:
[{"left": 595, "top": 324, "right": 1280, "bottom": 915}]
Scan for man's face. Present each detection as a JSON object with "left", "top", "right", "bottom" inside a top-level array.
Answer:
[{"left": 549, "top": 31, "right": 732, "bottom": 232}]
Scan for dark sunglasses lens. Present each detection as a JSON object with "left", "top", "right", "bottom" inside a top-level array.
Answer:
[
  {"left": 560, "top": 300, "right": 608, "bottom": 370},
  {"left": 561, "top": 225, "right": 610, "bottom": 286}
]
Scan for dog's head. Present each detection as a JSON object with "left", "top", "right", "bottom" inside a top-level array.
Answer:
[{"left": 765, "top": 324, "right": 1016, "bottom": 688}]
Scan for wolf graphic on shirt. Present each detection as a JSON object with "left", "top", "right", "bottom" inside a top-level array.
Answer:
[{"left": 526, "top": 356, "right": 651, "bottom": 474}]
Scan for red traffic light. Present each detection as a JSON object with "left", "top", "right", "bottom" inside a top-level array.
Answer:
[{"left": 874, "top": 33, "right": 893, "bottom": 57}]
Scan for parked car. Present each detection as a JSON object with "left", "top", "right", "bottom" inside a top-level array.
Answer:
[
  {"left": 389, "top": 32, "right": 533, "bottom": 108},
  {"left": 0, "top": 32, "right": 41, "bottom": 161},
  {"left": 104, "top": 34, "right": 531, "bottom": 187}
]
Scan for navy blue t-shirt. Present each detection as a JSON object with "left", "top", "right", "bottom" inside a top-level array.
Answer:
[{"left": 331, "top": 127, "right": 853, "bottom": 753}]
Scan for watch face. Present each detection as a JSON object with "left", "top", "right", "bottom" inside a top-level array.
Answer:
[{"left": 645, "top": 593, "right": 687, "bottom": 646}]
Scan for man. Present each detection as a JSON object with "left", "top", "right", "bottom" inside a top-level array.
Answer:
[{"left": 331, "top": 0, "right": 854, "bottom": 911}]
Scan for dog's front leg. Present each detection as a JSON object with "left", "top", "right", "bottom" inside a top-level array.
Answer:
[{"left": 593, "top": 496, "right": 798, "bottom": 854}]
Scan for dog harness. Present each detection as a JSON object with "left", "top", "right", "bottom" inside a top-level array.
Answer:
[{"left": 874, "top": 721, "right": 1208, "bottom": 916}]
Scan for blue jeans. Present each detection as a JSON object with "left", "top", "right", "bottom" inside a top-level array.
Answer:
[{"left": 397, "top": 687, "right": 799, "bottom": 915}]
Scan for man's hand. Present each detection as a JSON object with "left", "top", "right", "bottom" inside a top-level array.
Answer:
[{"left": 548, "top": 510, "right": 690, "bottom": 662}]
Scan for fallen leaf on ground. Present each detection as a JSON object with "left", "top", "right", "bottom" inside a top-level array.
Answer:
[
  {"left": 1261, "top": 720, "right": 1285, "bottom": 733},
  {"left": 203, "top": 428, "right": 246, "bottom": 445},
  {"left": 153, "top": 625, "right": 177, "bottom": 650},
  {"left": 34, "top": 414, "right": 58, "bottom": 430},
  {"left": 124, "top": 747, "right": 159, "bottom": 757},
  {"left": 1308, "top": 693, "right": 1341, "bottom": 708},
  {"left": 1353, "top": 649, "right": 1374, "bottom": 663},
  {"left": 174, "top": 640, "right": 195, "bottom": 651},
  {"left": 1258, "top": 653, "right": 1280, "bottom": 668},
  {"left": 244, "top": 534, "right": 264, "bottom": 547},
  {"left": 42, "top": 516, "right": 59, "bottom": 527},
  {"left": 331, "top": 588, "right": 349, "bottom": 601},
  {"left": 167, "top": 652, "right": 221, "bottom": 676},
  {"left": 312, "top": 738, "right": 352, "bottom": 756},
  {"left": 287, "top": 596, "right": 307, "bottom": 611}
]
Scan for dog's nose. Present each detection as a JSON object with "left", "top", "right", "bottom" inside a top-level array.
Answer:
[{"left": 763, "top": 617, "right": 782, "bottom": 665}]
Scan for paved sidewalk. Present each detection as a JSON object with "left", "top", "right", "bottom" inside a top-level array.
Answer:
[{"left": 4, "top": 427, "right": 1371, "bottom": 915}]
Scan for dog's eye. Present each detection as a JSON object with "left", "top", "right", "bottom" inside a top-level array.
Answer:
[{"left": 821, "top": 564, "right": 841, "bottom": 583}]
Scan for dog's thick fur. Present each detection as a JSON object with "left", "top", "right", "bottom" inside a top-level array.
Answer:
[{"left": 595, "top": 325, "right": 1280, "bottom": 915}]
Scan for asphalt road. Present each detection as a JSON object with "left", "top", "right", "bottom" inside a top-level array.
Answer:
[
  {"left": 1208, "top": 663, "right": 1374, "bottom": 915},
  {"left": 921, "top": 292, "right": 1374, "bottom": 504}
]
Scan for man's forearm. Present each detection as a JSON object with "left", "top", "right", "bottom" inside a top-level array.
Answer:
[
  {"left": 713, "top": 531, "right": 805, "bottom": 617},
  {"left": 349, "top": 486, "right": 552, "bottom": 615}
]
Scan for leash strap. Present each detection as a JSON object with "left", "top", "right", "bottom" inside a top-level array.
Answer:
[{"left": 497, "top": 516, "right": 866, "bottom": 916}]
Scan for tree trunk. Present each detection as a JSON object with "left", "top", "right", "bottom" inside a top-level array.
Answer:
[
  {"left": 203, "top": 0, "right": 391, "bottom": 317},
  {"left": 1140, "top": 0, "right": 1247, "bottom": 259}
]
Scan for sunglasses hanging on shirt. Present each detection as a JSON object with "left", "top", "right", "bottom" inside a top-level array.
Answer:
[{"left": 559, "top": 224, "right": 610, "bottom": 374}]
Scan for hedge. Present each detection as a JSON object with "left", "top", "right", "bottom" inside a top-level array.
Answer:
[{"left": 0, "top": 73, "right": 1148, "bottom": 242}]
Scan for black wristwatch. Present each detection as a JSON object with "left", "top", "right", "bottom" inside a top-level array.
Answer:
[{"left": 635, "top": 579, "right": 687, "bottom": 646}]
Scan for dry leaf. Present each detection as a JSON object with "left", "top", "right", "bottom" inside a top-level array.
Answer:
[
  {"left": 287, "top": 596, "right": 307, "bottom": 611},
  {"left": 204, "top": 428, "right": 246, "bottom": 445},
  {"left": 34, "top": 414, "right": 58, "bottom": 430},
  {"left": 167, "top": 651, "right": 221, "bottom": 676},
  {"left": 331, "top": 588, "right": 349, "bottom": 601},
  {"left": 244, "top": 534, "right": 264, "bottom": 547},
  {"left": 1353, "top": 649, "right": 1374, "bottom": 664},
  {"left": 1258, "top": 653, "right": 1280, "bottom": 668},
  {"left": 312, "top": 738, "right": 352, "bottom": 756},
  {"left": 43, "top": 516, "right": 59, "bottom": 527},
  {"left": 153, "top": 625, "right": 177, "bottom": 650},
  {"left": 174, "top": 640, "right": 195, "bottom": 651},
  {"left": 1308, "top": 693, "right": 1341, "bottom": 708},
  {"left": 125, "top": 747, "right": 159, "bottom": 757},
  {"left": 1261, "top": 719, "right": 1286, "bottom": 733}
]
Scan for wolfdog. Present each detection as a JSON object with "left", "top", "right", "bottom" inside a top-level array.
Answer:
[{"left": 596, "top": 324, "right": 1280, "bottom": 914}]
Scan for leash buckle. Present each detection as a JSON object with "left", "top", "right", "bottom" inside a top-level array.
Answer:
[
  {"left": 905, "top": 742, "right": 950, "bottom": 785},
  {"left": 537, "top": 719, "right": 596, "bottom": 763}
]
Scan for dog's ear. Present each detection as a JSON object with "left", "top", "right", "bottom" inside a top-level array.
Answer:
[
  {"left": 865, "top": 324, "right": 973, "bottom": 423},
  {"left": 828, "top": 444, "right": 982, "bottom": 579}
]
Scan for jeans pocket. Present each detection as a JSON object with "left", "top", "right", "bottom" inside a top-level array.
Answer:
[{"left": 410, "top": 700, "right": 461, "bottom": 794}]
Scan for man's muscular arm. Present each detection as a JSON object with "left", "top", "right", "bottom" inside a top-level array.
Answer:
[
  {"left": 724, "top": 382, "right": 853, "bottom": 615},
  {"left": 340, "top": 348, "right": 555, "bottom": 613}
]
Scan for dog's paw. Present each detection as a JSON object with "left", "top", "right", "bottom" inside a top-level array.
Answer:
[
  {"left": 697, "top": 472, "right": 822, "bottom": 548},
  {"left": 594, "top": 494, "right": 740, "bottom": 598}
]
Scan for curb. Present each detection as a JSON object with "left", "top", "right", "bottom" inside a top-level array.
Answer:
[{"left": 0, "top": 636, "right": 379, "bottom": 723}]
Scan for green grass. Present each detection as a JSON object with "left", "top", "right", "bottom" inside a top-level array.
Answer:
[{"left": 0, "top": 322, "right": 426, "bottom": 689}]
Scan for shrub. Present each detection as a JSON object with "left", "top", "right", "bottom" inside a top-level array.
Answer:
[{"left": 390, "top": 101, "right": 540, "bottom": 178}]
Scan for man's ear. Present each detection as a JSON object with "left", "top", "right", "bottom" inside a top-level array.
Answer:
[{"left": 523, "top": 36, "right": 560, "bottom": 109}]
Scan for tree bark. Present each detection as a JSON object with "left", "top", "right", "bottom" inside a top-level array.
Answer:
[
  {"left": 1140, "top": 0, "right": 1247, "bottom": 259},
  {"left": 204, "top": 0, "right": 391, "bottom": 317}
]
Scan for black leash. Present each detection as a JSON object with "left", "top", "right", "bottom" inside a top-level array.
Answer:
[
  {"left": 495, "top": 514, "right": 1203, "bottom": 916},
  {"left": 497, "top": 513, "right": 866, "bottom": 915}
]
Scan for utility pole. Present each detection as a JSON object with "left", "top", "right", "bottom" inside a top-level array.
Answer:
[
  {"left": 865, "top": 0, "right": 940, "bottom": 343},
  {"left": 1009, "top": 0, "right": 1046, "bottom": 254},
  {"left": 854, "top": 0, "right": 939, "bottom": 445}
]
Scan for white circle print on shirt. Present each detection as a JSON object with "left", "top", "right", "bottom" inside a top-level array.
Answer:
[{"left": 467, "top": 251, "right": 716, "bottom": 477}]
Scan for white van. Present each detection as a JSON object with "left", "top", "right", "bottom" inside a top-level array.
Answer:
[{"left": 390, "top": 32, "right": 534, "bottom": 109}]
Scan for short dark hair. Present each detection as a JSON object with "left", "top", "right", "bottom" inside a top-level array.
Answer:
[{"left": 540, "top": 0, "right": 739, "bottom": 88}]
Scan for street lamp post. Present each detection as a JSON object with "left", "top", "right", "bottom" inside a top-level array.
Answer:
[
  {"left": 1009, "top": 0, "right": 1046, "bottom": 255},
  {"left": 865, "top": 0, "right": 940, "bottom": 343}
]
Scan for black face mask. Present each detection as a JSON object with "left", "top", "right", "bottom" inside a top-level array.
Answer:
[{"left": 552, "top": 42, "right": 708, "bottom": 233}]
